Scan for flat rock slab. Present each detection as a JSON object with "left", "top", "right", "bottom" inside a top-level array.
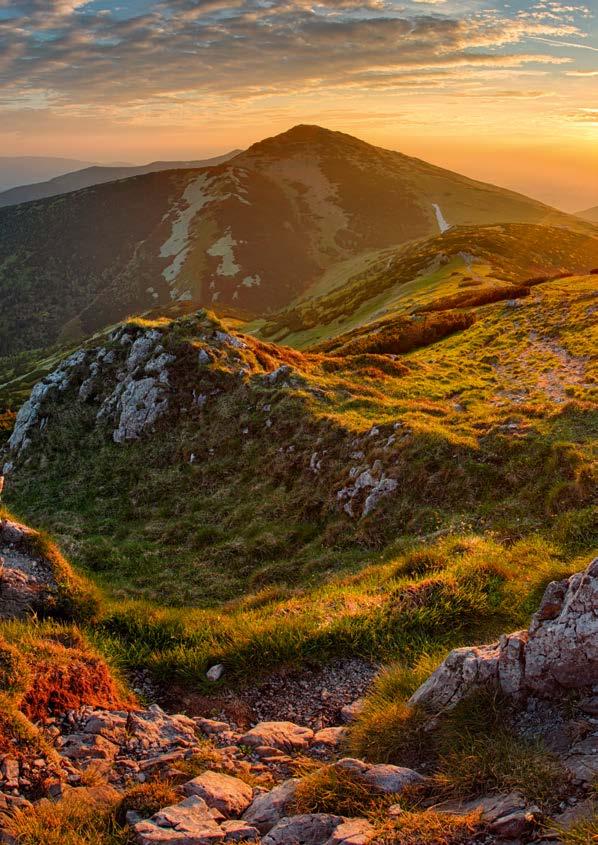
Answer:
[
  {"left": 262, "top": 813, "right": 343, "bottom": 845},
  {"left": 133, "top": 796, "right": 224, "bottom": 844},
  {"left": 327, "top": 818, "right": 374, "bottom": 844},
  {"left": 240, "top": 721, "right": 314, "bottom": 752},
  {"left": 183, "top": 771, "right": 253, "bottom": 818}
]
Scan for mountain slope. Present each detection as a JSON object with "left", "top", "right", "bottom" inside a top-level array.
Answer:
[
  {"left": 1, "top": 125, "right": 596, "bottom": 356},
  {"left": 0, "top": 150, "right": 241, "bottom": 209},
  {"left": 252, "top": 222, "right": 598, "bottom": 348},
  {"left": 0, "top": 156, "right": 97, "bottom": 191},
  {"left": 2, "top": 270, "right": 596, "bottom": 607},
  {"left": 578, "top": 205, "right": 598, "bottom": 223}
]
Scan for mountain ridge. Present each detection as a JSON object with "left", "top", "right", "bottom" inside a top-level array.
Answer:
[
  {"left": 0, "top": 150, "right": 242, "bottom": 209},
  {"left": 0, "top": 124, "right": 596, "bottom": 357}
]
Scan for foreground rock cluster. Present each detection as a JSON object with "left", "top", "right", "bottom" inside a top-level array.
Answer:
[{"left": 410, "top": 556, "right": 598, "bottom": 711}]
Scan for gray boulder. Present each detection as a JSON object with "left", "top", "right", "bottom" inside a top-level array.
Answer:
[{"left": 409, "top": 557, "right": 598, "bottom": 712}]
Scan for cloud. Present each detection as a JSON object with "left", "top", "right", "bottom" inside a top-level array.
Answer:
[
  {"left": 0, "top": 0, "right": 592, "bottom": 126},
  {"left": 568, "top": 108, "right": 598, "bottom": 122}
]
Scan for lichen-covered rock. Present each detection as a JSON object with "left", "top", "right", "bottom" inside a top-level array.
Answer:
[
  {"left": 7, "top": 350, "right": 88, "bottom": 453},
  {"left": 410, "top": 557, "right": 598, "bottom": 712},
  {"left": 408, "top": 644, "right": 499, "bottom": 712},
  {"left": 112, "top": 377, "right": 170, "bottom": 443}
]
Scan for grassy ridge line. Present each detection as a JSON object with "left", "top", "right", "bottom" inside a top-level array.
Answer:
[{"left": 257, "top": 224, "right": 598, "bottom": 349}]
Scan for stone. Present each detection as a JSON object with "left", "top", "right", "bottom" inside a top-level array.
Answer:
[
  {"left": 524, "top": 559, "right": 598, "bottom": 696},
  {"left": 0, "top": 760, "right": 18, "bottom": 789},
  {"left": 333, "top": 760, "right": 424, "bottom": 795},
  {"left": 127, "top": 331, "right": 162, "bottom": 371},
  {"left": 409, "top": 644, "right": 500, "bottom": 712},
  {"left": 326, "top": 818, "right": 374, "bottom": 844},
  {"left": 133, "top": 795, "right": 224, "bottom": 844},
  {"left": 313, "top": 727, "right": 347, "bottom": 748},
  {"left": 239, "top": 722, "right": 314, "bottom": 752},
  {"left": 112, "top": 377, "right": 169, "bottom": 443},
  {"left": 340, "top": 700, "right": 364, "bottom": 724},
  {"left": 262, "top": 813, "right": 343, "bottom": 845},
  {"left": 362, "top": 478, "right": 397, "bottom": 517},
  {"left": 59, "top": 733, "right": 119, "bottom": 762},
  {"left": 206, "top": 664, "right": 225, "bottom": 682},
  {"left": 194, "top": 718, "right": 231, "bottom": 736},
  {"left": 220, "top": 820, "right": 260, "bottom": 842},
  {"left": 183, "top": 771, "right": 253, "bottom": 818},
  {"left": 242, "top": 779, "right": 300, "bottom": 833}
]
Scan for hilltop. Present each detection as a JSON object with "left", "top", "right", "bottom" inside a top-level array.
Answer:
[{"left": 1, "top": 125, "right": 595, "bottom": 356}]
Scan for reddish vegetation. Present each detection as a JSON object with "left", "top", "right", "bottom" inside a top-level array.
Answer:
[
  {"left": 415, "top": 285, "right": 529, "bottom": 313},
  {"left": 315, "top": 311, "right": 475, "bottom": 357},
  {"left": 20, "top": 641, "right": 134, "bottom": 723}
]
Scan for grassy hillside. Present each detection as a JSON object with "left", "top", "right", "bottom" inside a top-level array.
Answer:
[
  {"left": 1, "top": 127, "right": 595, "bottom": 357},
  {"left": 578, "top": 205, "right": 598, "bottom": 223},
  {"left": 2, "top": 268, "right": 595, "bottom": 690},
  {"left": 253, "top": 223, "right": 598, "bottom": 348}
]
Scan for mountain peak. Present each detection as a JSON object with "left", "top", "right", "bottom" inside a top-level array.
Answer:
[{"left": 244, "top": 123, "right": 372, "bottom": 157}]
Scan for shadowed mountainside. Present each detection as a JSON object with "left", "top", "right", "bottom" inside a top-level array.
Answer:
[{"left": 1, "top": 125, "right": 595, "bottom": 357}]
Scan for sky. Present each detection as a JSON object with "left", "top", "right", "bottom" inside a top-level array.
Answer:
[{"left": 0, "top": 0, "right": 596, "bottom": 210}]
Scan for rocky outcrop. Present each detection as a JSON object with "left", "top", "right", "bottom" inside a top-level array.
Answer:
[
  {"left": 2, "top": 315, "right": 257, "bottom": 462},
  {"left": 410, "top": 557, "right": 598, "bottom": 712}
]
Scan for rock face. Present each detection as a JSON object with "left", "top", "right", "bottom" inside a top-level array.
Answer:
[{"left": 410, "top": 557, "right": 598, "bottom": 712}]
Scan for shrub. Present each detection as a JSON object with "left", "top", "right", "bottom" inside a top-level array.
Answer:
[
  {"left": 115, "top": 781, "right": 179, "bottom": 825},
  {"left": 374, "top": 810, "right": 482, "bottom": 845}
]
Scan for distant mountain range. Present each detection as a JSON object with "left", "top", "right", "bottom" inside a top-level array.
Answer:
[
  {"left": 0, "top": 151, "right": 242, "bottom": 209},
  {"left": 0, "top": 156, "right": 97, "bottom": 192},
  {"left": 0, "top": 124, "right": 596, "bottom": 356}
]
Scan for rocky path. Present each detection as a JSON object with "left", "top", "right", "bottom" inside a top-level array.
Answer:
[{"left": 154, "top": 658, "right": 377, "bottom": 731}]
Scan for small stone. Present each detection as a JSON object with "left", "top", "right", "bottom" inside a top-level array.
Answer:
[{"left": 206, "top": 664, "right": 225, "bottom": 682}]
